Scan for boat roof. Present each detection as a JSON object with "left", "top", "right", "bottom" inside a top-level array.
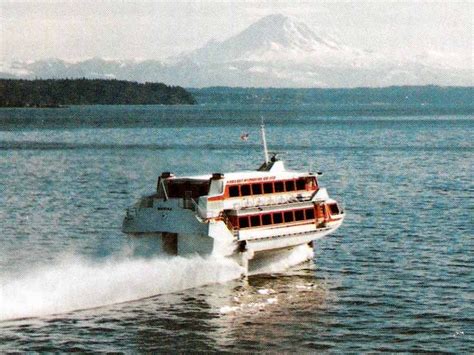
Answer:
[
  {"left": 168, "top": 160, "right": 314, "bottom": 183},
  {"left": 171, "top": 170, "right": 311, "bottom": 183}
]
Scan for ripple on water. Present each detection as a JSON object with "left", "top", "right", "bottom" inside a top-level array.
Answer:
[{"left": 0, "top": 109, "right": 473, "bottom": 352}]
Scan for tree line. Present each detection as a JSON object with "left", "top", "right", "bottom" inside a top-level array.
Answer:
[{"left": 0, "top": 78, "right": 196, "bottom": 107}]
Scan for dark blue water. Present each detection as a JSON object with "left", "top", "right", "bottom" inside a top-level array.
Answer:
[{"left": 0, "top": 105, "right": 472, "bottom": 352}]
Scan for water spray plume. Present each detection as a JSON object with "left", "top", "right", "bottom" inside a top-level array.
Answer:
[{"left": 0, "top": 255, "right": 243, "bottom": 321}]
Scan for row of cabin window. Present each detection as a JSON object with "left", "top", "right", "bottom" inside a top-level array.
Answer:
[
  {"left": 238, "top": 208, "right": 315, "bottom": 229},
  {"left": 228, "top": 178, "right": 308, "bottom": 198}
]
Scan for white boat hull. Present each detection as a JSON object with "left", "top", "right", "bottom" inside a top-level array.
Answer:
[
  {"left": 122, "top": 150, "right": 344, "bottom": 273},
  {"left": 123, "top": 203, "right": 343, "bottom": 270}
]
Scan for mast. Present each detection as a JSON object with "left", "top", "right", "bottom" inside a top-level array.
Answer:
[{"left": 261, "top": 118, "right": 270, "bottom": 165}]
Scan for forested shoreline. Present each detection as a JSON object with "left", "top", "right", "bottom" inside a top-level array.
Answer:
[{"left": 0, "top": 79, "right": 196, "bottom": 107}]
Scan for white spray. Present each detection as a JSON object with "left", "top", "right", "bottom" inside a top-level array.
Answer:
[
  {"left": 0, "top": 243, "right": 315, "bottom": 321},
  {"left": 0, "top": 254, "right": 244, "bottom": 321}
]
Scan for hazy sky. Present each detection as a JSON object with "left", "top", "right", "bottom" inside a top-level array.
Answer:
[{"left": 1, "top": 0, "right": 472, "bottom": 65}]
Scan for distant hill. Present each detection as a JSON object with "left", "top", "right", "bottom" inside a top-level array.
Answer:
[
  {"left": 0, "top": 79, "right": 196, "bottom": 107},
  {"left": 191, "top": 86, "right": 474, "bottom": 107}
]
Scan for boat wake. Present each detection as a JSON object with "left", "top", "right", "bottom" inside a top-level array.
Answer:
[
  {"left": 0, "top": 254, "right": 243, "bottom": 321},
  {"left": 0, "top": 244, "right": 315, "bottom": 321}
]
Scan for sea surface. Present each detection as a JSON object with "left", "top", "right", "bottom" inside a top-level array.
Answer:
[{"left": 0, "top": 104, "right": 472, "bottom": 352}]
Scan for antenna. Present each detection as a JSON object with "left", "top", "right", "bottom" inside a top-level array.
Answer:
[{"left": 260, "top": 117, "right": 269, "bottom": 165}]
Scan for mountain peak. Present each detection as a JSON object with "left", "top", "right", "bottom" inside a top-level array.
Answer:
[
  {"left": 253, "top": 13, "right": 290, "bottom": 26},
  {"left": 240, "top": 13, "right": 341, "bottom": 50},
  {"left": 179, "top": 14, "right": 344, "bottom": 65}
]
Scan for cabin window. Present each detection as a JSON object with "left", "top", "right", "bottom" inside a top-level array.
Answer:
[
  {"left": 273, "top": 212, "right": 283, "bottom": 224},
  {"left": 250, "top": 215, "right": 261, "bottom": 227},
  {"left": 284, "top": 211, "right": 294, "bottom": 223},
  {"left": 329, "top": 204, "right": 340, "bottom": 215},
  {"left": 167, "top": 182, "right": 181, "bottom": 197},
  {"left": 241, "top": 184, "right": 251, "bottom": 196},
  {"left": 306, "top": 177, "right": 317, "bottom": 190},
  {"left": 239, "top": 216, "right": 249, "bottom": 228},
  {"left": 229, "top": 185, "right": 239, "bottom": 197},
  {"left": 167, "top": 180, "right": 209, "bottom": 198},
  {"left": 199, "top": 184, "right": 208, "bottom": 196},
  {"left": 305, "top": 208, "right": 315, "bottom": 220},
  {"left": 296, "top": 178, "right": 306, "bottom": 190},
  {"left": 262, "top": 214, "right": 272, "bottom": 225},
  {"left": 295, "top": 210, "right": 305, "bottom": 221},
  {"left": 228, "top": 216, "right": 238, "bottom": 227},
  {"left": 252, "top": 183, "right": 262, "bottom": 195},
  {"left": 263, "top": 182, "right": 273, "bottom": 194},
  {"left": 285, "top": 180, "right": 295, "bottom": 192},
  {"left": 274, "top": 181, "right": 284, "bottom": 192}
]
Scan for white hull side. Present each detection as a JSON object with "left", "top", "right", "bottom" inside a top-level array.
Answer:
[
  {"left": 122, "top": 193, "right": 344, "bottom": 269},
  {"left": 123, "top": 200, "right": 208, "bottom": 236},
  {"left": 243, "top": 221, "right": 342, "bottom": 254},
  {"left": 123, "top": 214, "right": 343, "bottom": 263}
]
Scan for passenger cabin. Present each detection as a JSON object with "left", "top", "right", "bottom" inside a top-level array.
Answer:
[
  {"left": 223, "top": 175, "right": 318, "bottom": 199},
  {"left": 157, "top": 172, "right": 318, "bottom": 200},
  {"left": 155, "top": 170, "right": 324, "bottom": 220}
]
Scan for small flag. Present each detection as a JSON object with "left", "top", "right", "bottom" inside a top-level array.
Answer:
[{"left": 240, "top": 133, "right": 249, "bottom": 141}]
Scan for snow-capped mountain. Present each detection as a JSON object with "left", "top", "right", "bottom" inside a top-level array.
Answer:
[
  {"left": 176, "top": 14, "right": 354, "bottom": 65},
  {"left": 1, "top": 14, "right": 471, "bottom": 87}
]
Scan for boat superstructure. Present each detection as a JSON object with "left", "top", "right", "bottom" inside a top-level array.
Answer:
[{"left": 122, "top": 124, "right": 344, "bottom": 271}]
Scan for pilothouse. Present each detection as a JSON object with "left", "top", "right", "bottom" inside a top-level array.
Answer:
[{"left": 122, "top": 123, "right": 344, "bottom": 272}]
